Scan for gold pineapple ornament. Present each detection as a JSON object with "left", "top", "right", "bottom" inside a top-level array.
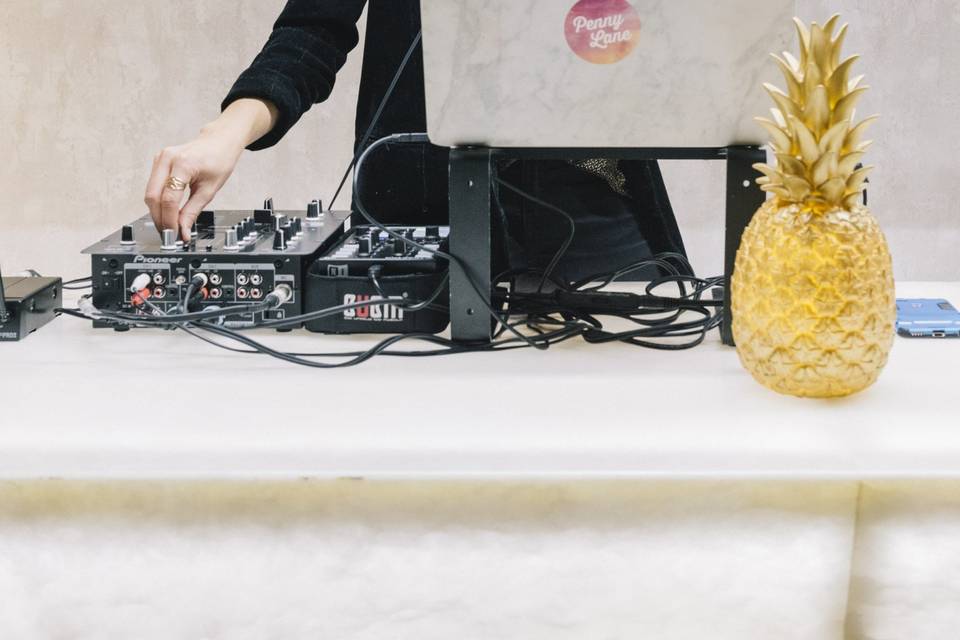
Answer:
[{"left": 731, "top": 15, "right": 895, "bottom": 398}]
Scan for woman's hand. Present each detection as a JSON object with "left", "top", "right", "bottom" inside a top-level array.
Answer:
[{"left": 144, "top": 99, "right": 278, "bottom": 240}]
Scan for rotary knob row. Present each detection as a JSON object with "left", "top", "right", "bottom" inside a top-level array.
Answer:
[
  {"left": 273, "top": 217, "right": 305, "bottom": 251},
  {"left": 144, "top": 199, "right": 321, "bottom": 252}
]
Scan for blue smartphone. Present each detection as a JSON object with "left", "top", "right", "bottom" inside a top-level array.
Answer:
[{"left": 896, "top": 299, "right": 960, "bottom": 338}]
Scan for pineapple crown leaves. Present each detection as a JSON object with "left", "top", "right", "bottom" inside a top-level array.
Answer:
[{"left": 753, "top": 15, "right": 878, "bottom": 211}]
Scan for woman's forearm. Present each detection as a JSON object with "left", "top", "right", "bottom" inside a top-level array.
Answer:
[{"left": 201, "top": 98, "right": 279, "bottom": 148}]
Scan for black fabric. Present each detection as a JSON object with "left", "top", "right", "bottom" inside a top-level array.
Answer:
[{"left": 223, "top": 0, "right": 689, "bottom": 281}]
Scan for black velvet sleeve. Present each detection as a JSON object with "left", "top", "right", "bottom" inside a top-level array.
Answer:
[{"left": 222, "top": 0, "right": 368, "bottom": 150}]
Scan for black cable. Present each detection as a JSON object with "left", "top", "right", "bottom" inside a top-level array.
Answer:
[
  {"left": 367, "top": 266, "right": 450, "bottom": 313},
  {"left": 180, "top": 284, "right": 199, "bottom": 314},
  {"left": 187, "top": 320, "right": 582, "bottom": 360},
  {"left": 102, "top": 301, "right": 273, "bottom": 325},
  {"left": 327, "top": 31, "right": 423, "bottom": 210},
  {"left": 59, "top": 256, "right": 721, "bottom": 363},
  {"left": 62, "top": 276, "right": 94, "bottom": 290},
  {"left": 348, "top": 139, "right": 719, "bottom": 352},
  {"left": 350, "top": 134, "right": 555, "bottom": 351},
  {"left": 493, "top": 258, "right": 723, "bottom": 350},
  {"left": 58, "top": 284, "right": 587, "bottom": 367},
  {"left": 194, "top": 318, "right": 586, "bottom": 368},
  {"left": 368, "top": 265, "right": 388, "bottom": 299},
  {"left": 493, "top": 177, "right": 575, "bottom": 293}
]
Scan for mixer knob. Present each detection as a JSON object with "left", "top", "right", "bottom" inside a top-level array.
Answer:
[
  {"left": 121, "top": 225, "right": 135, "bottom": 245},
  {"left": 161, "top": 228, "right": 178, "bottom": 251},
  {"left": 393, "top": 237, "right": 406, "bottom": 254},
  {"left": 274, "top": 214, "right": 287, "bottom": 231},
  {"left": 358, "top": 237, "right": 372, "bottom": 257},
  {"left": 273, "top": 229, "right": 287, "bottom": 251},
  {"left": 307, "top": 200, "right": 322, "bottom": 220},
  {"left": 292, "top": 217, "right": 303, "bottom": 236},
  {"left": 190, "top": 221, "right": 199, "bottom": 240},
  {"left": 263, "top": 197, "right": 274, "bottom": 211},
  {"left": 225, "top": 228, "right": 239, "bottom": 251}
]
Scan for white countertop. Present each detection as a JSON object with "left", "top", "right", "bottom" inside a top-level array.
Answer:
[{"left": 0, "top": 282, "right": 956, "bottom": 480}]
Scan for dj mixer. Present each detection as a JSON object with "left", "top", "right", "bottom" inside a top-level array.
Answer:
[{"left": 82, "top": 200, "right": 349, "bottom": 329}]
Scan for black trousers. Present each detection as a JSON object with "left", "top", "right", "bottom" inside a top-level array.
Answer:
[
  {"left": 494, "top": 159, "right": 668, "bottom": 283},
  {"left": 353, "top": 144, "right": 685, "bottom": 284}
]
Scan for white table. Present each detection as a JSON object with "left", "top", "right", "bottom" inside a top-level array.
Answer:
[
  {"left": 1, "top": 282, "right": 956, "bottom": 481},
  {"left": 2, "top": 282, "right": 958, "bottom": 640}
]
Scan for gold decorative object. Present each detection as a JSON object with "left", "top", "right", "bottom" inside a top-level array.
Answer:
[{"left": 731, "top": 15, "right": 896, "bottom": 398}]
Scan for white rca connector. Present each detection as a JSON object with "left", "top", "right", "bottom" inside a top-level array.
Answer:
[{"left": 130, "top": 274, "right": 152, "bottom": 292}]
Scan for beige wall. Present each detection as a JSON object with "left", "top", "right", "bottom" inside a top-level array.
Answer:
[
  {"left": 2, "top": 0, "right": 957, "bottom": 281},
  {"left": 2, "top": 0, "right": 366, "bottom": 278},
  {"left": 667, "top": 0, "right": 960, "bottom": 283}
]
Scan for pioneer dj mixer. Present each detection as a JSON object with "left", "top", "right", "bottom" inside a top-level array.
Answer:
[{"left": 82, "top": 200, "right": 348, "bottom": 328}]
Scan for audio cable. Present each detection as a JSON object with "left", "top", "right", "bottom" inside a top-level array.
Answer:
[{"left": 327, "top": 30, "right": 424, "bottom": 210}]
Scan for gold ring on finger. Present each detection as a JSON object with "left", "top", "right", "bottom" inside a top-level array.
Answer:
[{"left": 165, "top": 175, "right": 189, "bottom": 191}]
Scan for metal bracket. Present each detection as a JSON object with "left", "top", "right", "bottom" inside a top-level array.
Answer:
[
  {"left": 0, "top": 265, "right": 9, "bottom": 322},
  {"left": 722, "top": 146, "right": 768, "bottom": 346},
  {"left": 448, "top": 148, "right": 493, "bottom": 343}
]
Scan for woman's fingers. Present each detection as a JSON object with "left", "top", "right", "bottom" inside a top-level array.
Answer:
[
  {"left": 178, "top": 185, "right": 217, "bottom": 241},
  {"left": 159, "top": 160, "right": 198, "bottom": 234},
  {"left": 145, "top": 129, "right": 244, "bottom": 238},
  {"left": 144, "top": 151, "right": 174, "bottom": 231}
]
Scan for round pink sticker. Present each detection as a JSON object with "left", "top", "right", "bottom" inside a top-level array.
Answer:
[{"left": 564, "top": 0, "right": 642, "bottom": 65}]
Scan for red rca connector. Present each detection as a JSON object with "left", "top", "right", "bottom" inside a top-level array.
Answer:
[{"left": 130, "top": 288, "right": 152, "bottom": 307}]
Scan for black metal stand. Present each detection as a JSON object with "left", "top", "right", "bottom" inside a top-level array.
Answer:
[
  {"left": 0, "top": 266, "right": 8, "bottom": 323},
  {"left": 448, "top": 148, "right": 494, "bottom": 344},
  {"left": 447, "top": 145, "right": 767, "bottom": 346}
]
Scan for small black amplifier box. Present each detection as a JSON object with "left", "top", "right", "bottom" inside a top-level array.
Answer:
[
  {"left": 0, "top": 275, "right": 62, "bottom": 342},
  {"left": 305, "top": 225, "right": 450, "bottom": 335},
  {"left": 82, "top": 203, "right": 349, "bottom": 329}
]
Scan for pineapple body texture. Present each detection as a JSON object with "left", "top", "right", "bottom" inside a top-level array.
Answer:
[{"left": 732, "top": 199, "right": 895, "bottom": 398}]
